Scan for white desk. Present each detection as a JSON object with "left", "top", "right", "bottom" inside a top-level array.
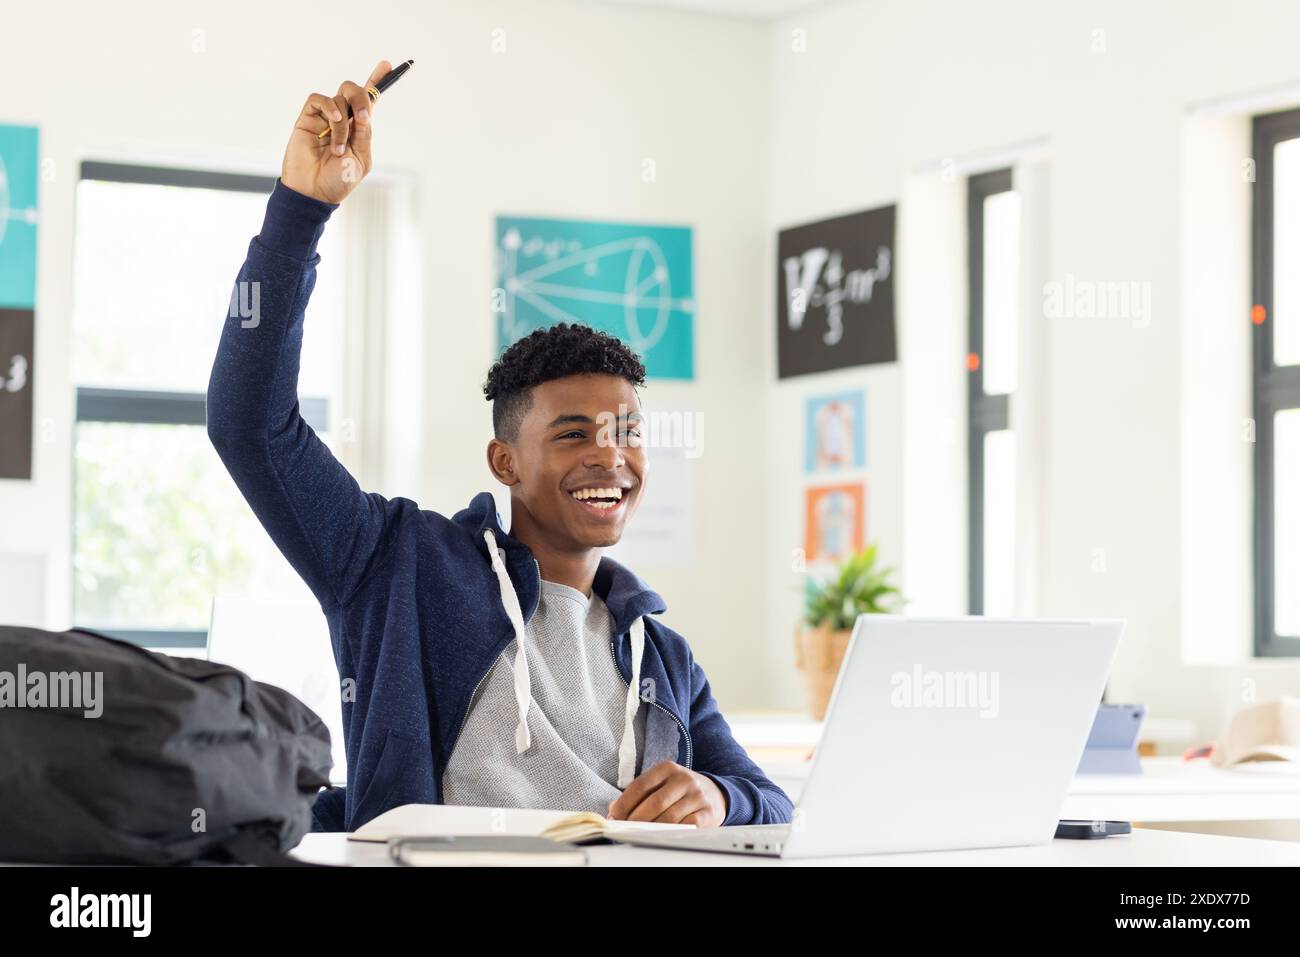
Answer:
[
  {"left": 1064, "top": 757, "right": 1300, "bottom": 823},
  {"left": 291, "top": 828, "right": 1300, "bottom": 867},
  {"left": 761, "top": 757, "right": 1300, "bottom": 825}
]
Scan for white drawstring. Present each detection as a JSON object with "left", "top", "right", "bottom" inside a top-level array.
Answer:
[
  {"left": 617, "top": 616, "right": 646, "bottom": 788},
  {"left": 482, "top": 527, "right": 644, "bottom": 782},
  {"left": 483, "top": 530, "right": 531, "bottom": 753}
]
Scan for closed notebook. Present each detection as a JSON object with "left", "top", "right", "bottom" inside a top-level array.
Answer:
[
  {"left": 350, "top": 804, "right": 695, "bottom": 845},
  {"left": 389, "top": 835, "right": 589, "bottom": 867}
]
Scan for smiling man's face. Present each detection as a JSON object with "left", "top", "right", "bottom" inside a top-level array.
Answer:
[{"left": 488, "top": 373, "right": 647, "bottom": 551}]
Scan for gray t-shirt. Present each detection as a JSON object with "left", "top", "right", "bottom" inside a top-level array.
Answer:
[{"left": 441, "top": 580, "right": 646, "bottom": 812}]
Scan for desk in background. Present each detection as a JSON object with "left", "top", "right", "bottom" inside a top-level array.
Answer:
[{"left": 728, "top": 713, "right": 1300, "bottom": 841}]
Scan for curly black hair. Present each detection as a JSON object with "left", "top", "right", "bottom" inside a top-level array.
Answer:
[{"left": 484, "top": 323, "right": 646, "bottom": 440}]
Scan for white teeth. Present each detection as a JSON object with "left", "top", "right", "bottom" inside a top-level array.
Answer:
[{"left": 571, "top": 487, "right": 623, "bottom": 501}]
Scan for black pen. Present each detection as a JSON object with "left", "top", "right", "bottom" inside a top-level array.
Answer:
[{"left": 316, "top": 59, "right": 414, "bottom": 140}]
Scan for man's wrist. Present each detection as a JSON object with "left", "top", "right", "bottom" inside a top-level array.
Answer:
[
  {"left": 699, "top": 771, "right": 731, "bottom": 824},
  {"left": 257, "top": 179, "right": 339, "bottom": 261}
]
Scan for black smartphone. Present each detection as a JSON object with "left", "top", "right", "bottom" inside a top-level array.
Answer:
[{"left": 1055, "top": 819, "right": 1132, "bottom": 839}]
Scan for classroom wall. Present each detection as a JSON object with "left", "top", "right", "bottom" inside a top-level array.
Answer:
[
  {"left": 764, "top": 0, "right": 1300, "bottom": 734},
  {"left": 0, "top": 0, "right": 773, "bottom": 707},
  {"left": 4, "top": 0, "right": 1298, "bottom": 734}
]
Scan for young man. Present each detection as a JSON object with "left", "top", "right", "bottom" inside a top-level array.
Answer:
[{"left": 207, "top": 61, "right": 792, "bottom": 832}]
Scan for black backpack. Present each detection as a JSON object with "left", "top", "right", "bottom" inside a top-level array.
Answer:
[{"left": 0, "top": 625, "right": 333, "bottom": 865}]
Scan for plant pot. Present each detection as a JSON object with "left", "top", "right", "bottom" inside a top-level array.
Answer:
[{"left": 794, "top": 623, "right": 853, "bottom": 721}]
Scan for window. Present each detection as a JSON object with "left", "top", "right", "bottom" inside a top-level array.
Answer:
[
  {"left": 1252, "top": 109, "right": 1300, "bottom": 657},
  {"left": 967, "top": 168, "right": 1021, "bottom": 615},
  {"left": 72, "top": 163, "right": 344, "bottom": 646}
]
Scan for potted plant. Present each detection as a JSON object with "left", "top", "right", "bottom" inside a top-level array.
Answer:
[{"left": 796, "top": 545, "right": 906, "bottom": 720}]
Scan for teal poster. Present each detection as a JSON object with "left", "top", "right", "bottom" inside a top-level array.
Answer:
[
  {"left": 0, "top": 124, "right": 37, "bottom": 479},
  {"left": 0, "top": 124, "right": 39, "bottom": 309},
  {"left": 495, "top": 215, "right": 695, "bottom": 379}
]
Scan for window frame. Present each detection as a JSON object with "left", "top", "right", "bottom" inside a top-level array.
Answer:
[
  {"left": 1251, "top": 109, "right": 1300, "bottom": 657},
  {"left": 72, "top": 163, "right": 328, "bottom": 648},
  {"left": 967, "top": 168, "right": 1014, "bottom": 616}
]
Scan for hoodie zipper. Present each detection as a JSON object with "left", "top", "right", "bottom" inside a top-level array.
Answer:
[
  {"left": 441, "top": 654, "right": 498, "bottom": 793},
  {"left": 609, "top": 638, "right": 693, "bottom": 768}
]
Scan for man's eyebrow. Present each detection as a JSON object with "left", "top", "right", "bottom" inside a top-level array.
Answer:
[
  {"left": 545, "top": 413, "right": 596, "bottom": 429},
  {"left": 545, "top": 410, "right": 644, "bottom": 429}
]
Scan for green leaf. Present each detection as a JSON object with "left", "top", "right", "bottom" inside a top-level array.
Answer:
[{"left": 801, "top": 544, "right": 907, "bottom": 629}]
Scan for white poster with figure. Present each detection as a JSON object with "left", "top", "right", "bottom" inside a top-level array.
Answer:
[{"left": 605, "top": 443, "right": 697, "bottom": 568}]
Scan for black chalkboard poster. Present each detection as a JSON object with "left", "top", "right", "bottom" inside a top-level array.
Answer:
[
  {"left": 776, "top": 205, "right": 896, "bottom": 379},
  {"left": 0, "top": 308, "right": 34, "bottom": 479}
]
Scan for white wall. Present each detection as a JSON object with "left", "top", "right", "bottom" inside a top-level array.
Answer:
[
  {"left": 766, "top": 0, "right": 1300, "bottom": 732},
  {"left": 0, "top": 0, "right": 772, "bottom": 707},
  {"left": 5, "top": 0, "right": 1299, "bottom": 734}
]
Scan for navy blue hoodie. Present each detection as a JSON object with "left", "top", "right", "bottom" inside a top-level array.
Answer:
[{"left": 206, "top": 181, "right": 793, "bottom": 832}]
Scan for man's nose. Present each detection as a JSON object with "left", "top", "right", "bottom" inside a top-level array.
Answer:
[{"left": 585, "top": 438, "right": 624, "bottom": 470}]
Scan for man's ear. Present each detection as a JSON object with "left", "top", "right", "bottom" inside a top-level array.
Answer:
[{"left": 487, "top": 438, "right": 519, "bottom": 486}]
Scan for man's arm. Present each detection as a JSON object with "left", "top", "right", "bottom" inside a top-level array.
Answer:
[
  {"left": 207, "top": 61, "right": 399, "bottom": 608},
  {"left": 685, "top": 658, "right": 795, "bottom": 826}
]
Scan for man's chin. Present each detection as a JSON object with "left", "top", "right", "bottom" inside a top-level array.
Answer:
[{"left": 578, "top": 527, "right": 625, "bottom": 549}]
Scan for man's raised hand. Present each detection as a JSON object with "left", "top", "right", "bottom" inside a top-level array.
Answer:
[{"left": 281, "top": 59, "right": 391, "bottom": 204}]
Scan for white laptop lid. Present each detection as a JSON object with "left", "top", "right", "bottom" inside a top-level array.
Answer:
[
  {"left": 783, "top": 615, "right": 1123, "bottom": 858},
  {"left": 207, "top": 596, "right": 347, "bottom": 785}
]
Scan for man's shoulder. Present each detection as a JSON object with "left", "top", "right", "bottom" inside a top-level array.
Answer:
[
  {"left": 349, "top": 494, "right": 492, "bottom": 585},
  {"left": 379, "top": 494, "right": 487, "bottom": 538}
]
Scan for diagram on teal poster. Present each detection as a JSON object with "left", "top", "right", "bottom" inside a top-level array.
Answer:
[
  {"left": 495, "top": 215, "right": 695, "bottom": 380},
  {"left": 0, "top": 124, "right": 39, "bottom": 310}
]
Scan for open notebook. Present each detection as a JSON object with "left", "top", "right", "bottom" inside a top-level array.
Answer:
[{"left": 349, "top": 804, "right": 696, "bottom": 845}]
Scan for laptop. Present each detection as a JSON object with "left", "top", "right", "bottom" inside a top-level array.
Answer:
[
  {"left": 614, "top": 614, "right": 1124, "bottom": 858},
  {"left": 207, "top": 595, "right": 348, "bottom": 785}
]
